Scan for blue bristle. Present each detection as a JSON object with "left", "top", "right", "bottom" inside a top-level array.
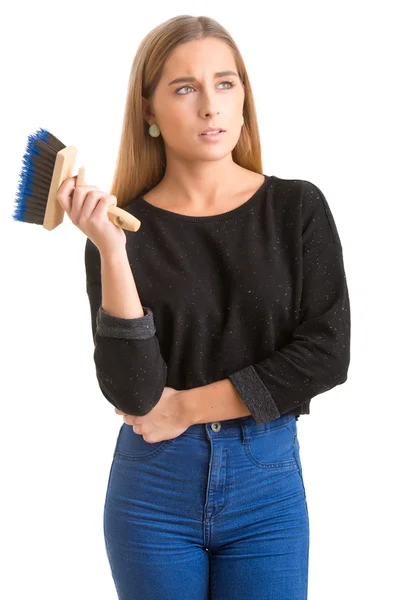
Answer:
[{"left": 12, "top": 128, "right": 51, "bottom": 222}]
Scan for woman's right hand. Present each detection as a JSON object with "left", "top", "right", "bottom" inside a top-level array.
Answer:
[{"left": 56, "top": 175, "right": 127, "bottom": 256}]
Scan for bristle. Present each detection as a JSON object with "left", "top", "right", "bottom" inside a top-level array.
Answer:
[{"left": 12, "top": 128, "right": 66, "bottom": 224}]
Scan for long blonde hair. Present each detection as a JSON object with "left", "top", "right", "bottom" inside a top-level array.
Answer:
[{"left": 110, "top": 14, "right": 263, "bottom": 209}]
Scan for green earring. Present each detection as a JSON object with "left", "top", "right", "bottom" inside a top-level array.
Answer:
[{"left": 149, "top": 122, "right": 161, "bottom": 137}]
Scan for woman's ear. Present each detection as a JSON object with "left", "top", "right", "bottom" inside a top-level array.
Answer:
[{"left": 141, "top": 96, "right": 155, "bottom": 126}]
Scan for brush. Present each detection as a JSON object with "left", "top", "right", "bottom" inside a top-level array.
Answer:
[{"left": 12, "top": 127, "right": 141, "bottom": 232}]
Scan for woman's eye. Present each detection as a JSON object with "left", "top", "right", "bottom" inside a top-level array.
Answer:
[{"left": 176, "top": 81, "right": 235, "bottom": 95}]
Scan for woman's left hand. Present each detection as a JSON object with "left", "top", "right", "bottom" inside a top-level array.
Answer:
[{"left": 114, "top": 386, "right": 191, "bottom": 443}]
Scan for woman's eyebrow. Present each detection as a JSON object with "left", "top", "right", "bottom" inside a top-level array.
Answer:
[{"left": 168, "top": 71, "right": 238, "bottom": 86}]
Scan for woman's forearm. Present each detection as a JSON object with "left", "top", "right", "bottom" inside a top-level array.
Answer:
[
  {"left": 100, "top": 248, "right": 144, "bottom": 319},
  {"left": 186, "top": 379, "right": 251, "bottom": 424}
]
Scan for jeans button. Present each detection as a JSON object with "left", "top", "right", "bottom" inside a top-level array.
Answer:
[{"left": 211, "top": 422, "right": 222, "bottom": 432}]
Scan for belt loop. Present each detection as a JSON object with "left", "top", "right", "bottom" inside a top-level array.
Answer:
[{"left": 240, "top": 419, "right": 250, "bottom": 443}]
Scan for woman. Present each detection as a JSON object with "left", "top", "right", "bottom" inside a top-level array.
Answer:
[{"left": 57, "top": 14, "right": 351, "bottom": 600}]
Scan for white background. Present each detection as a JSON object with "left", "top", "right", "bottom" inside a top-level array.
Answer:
[{"left": 1, "top": 1, "right": 399, "bottom": 598}]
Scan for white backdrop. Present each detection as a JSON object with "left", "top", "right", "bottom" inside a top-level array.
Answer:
[{"left": 1, "top": 1, "right": 399, "bottom": 598}]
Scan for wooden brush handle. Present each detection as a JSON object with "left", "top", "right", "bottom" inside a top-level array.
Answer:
[{"left": 76, "top": 166, "right": 141, "bottom": 232}]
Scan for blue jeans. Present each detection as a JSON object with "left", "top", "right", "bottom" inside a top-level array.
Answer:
[{"left": 103, "top": 412, "right": 309, "bottom": 599}]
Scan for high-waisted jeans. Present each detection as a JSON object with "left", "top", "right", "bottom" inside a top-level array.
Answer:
[{"left": 103, "top": 412, "right": 310, "bottom": 599}]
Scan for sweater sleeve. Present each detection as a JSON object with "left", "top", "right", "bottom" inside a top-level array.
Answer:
[
  {"left": 84, "top": 238, "right": 168, "bottom": 415},
  {"left": 228, "top": 180, "right": 351, "bottom": 425}
]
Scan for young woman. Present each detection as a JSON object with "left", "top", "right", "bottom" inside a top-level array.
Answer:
[{"left": 57, "top": 14, "right": 351, "bottom": 600}]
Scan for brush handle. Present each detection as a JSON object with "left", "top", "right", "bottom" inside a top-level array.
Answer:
[
  {"left": 76, "top": 166, "right": 141, "bottom": 232},
  {"left": 106, "top": 204, "right": 141, "bottom": 232}
]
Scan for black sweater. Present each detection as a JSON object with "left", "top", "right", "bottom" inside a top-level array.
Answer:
[{"left": 84, "top": 175, "right": 351, "bottom": 425}]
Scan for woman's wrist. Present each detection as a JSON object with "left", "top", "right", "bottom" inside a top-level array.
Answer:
[{"left": 177, "top": 388, "right": 199, "bottom": 427}]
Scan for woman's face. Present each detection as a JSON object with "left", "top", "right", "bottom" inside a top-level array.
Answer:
[{"left": 142, "top": 37, "right": 245, "bottom": 161}]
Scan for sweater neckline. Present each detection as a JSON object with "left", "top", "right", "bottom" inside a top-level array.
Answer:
[{"left": 135, "top": 174, "right": 274, "bottom": 222}]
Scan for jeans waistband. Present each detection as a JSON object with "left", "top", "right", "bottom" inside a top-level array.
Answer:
[{"left": 184, "top": 412, "right": 296, "bottom": 440}]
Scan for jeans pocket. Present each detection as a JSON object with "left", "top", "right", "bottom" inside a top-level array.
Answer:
[
  {"left": 245, "top": 417, "right": 298, "bottom": 470},
  {"left": 114, "top": 423, "right": 175, "bottom": 462}
]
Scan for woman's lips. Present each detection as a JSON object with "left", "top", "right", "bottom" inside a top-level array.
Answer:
[{"left": 198, "top": 131, "right": 226, "bottom": 141}]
